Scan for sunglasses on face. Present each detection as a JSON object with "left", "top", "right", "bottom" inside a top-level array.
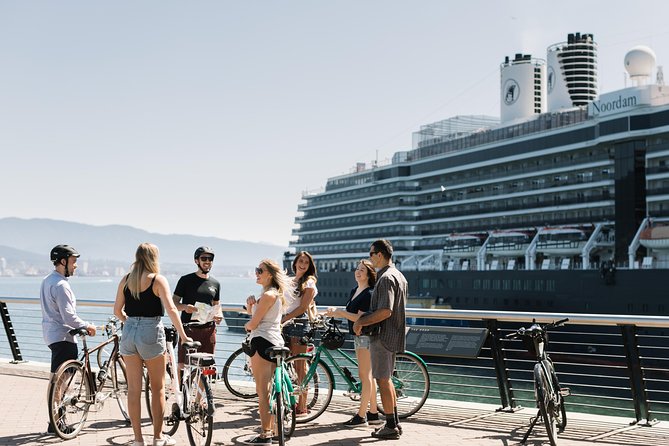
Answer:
[
  {"left": 369, "top": 251, "right": 378, "bottom": 257},
  {"left": 255, "top": 267, "right": 265, "bottom": 275},
  {"left": 199, "top": 256, "right": 214, "bottom": 262}
]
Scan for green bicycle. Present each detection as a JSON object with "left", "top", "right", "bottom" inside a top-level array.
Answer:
[
  {"left": 267, "top": 346, "right": 297, "bottom": 446},
  {"left": 285, "top": 317, "right": 430, "bottom": 424}
]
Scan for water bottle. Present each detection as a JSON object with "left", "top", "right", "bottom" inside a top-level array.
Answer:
[
  {"left": 97, "top": 361, "right": 109, "bottom": 383},
  {"left": 342, "top": 366, "right": 357, "bottom": 384}
]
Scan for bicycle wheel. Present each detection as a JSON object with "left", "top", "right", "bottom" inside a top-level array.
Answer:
[
  {"left": 222, "top": 347, "right": 257, "bottom": 398},
  {"left": 48, "top": 360, "right": 92, "bottom": 440},
  {"left": 547, "top": 362, "right": 567, "bottom": 431},
  {"left": 186, "top": 374, "right": 214, "bottom": 446},
  {"left": 281, "top": 386, "right": 297, "bottom": 439},
  {"left": 285, "top": 355, "right": 333, "bottom": 423},
  {"left": 111, "top": 356, "right": 130, "bottom": 422},
  {"left": 145, "top": 362, "right": 180, "bottom": 436},
  {"left": 386, "top": 352, "right": 430, "bottom": 419},
  {"left": 535, "top": 364, "right": 558, "bottom": 446}
]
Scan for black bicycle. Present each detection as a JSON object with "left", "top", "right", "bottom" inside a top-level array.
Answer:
[{"left": 506, "top": 318, "right": 570, "bottom": 446}]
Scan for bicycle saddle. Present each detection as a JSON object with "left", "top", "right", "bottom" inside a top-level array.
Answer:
[{"left": 266, "top": 346, "right": 291, "bottom": 359}]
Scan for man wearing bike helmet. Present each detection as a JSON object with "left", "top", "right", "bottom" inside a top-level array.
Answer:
[
  {"left": 40, "top": 244, "right": 96, "bottom": 434},
  {"left": 173, "top": 246, "right": 222, "bottom": 371}
]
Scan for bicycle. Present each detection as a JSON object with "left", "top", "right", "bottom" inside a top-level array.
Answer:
[
  {"left": 285, "top": 316, "right": 430, "bottom": 423},
  {"left": 47, "top": 316, "right": 129, "bottom": 440},
  {"left": 267, "top": 346, "right": 297, "bottom": 446},
  {"left": 145, "top": 325, "right": 216, "bottom": 446},
  {"left": 506, "top": 318, "right": 571, "bottom": 446},
  {"left": 222, "top": 335, "right": 257, "bottom": 399}
]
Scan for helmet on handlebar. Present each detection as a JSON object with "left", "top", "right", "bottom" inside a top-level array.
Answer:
[{"left": 322, "top": 325, "right": 345, "bottom": 350}]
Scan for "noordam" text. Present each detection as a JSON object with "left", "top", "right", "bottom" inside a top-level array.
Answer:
[{"left": 592, "top": 94, "right": 638, "bottom": 113}]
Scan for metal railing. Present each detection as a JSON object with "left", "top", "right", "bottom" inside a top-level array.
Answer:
[{"left": 2, "top": 298, "right": 669, "bottom": 425}]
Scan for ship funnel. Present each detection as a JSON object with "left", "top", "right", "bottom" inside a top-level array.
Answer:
[
  {"left": 547, "top": 32, "right": 598, "bottom": 111},
  {"left": 625, "top": 45, "right": 656, "bottom": 86},
  {"left": 499, "top": 54, "right": 546, "bottom": 123}
]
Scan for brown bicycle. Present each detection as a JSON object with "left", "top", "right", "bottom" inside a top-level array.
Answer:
[{"left": 47, "top": 317, "right": 129, "bottom": 439}]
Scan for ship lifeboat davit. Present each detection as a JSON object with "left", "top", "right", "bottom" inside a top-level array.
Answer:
[
  {"left": 640, "top": 226, "right": 669, "bottom": 250},
  {"left": 536, "top": 227, "right": 588, "bottom": 255}
]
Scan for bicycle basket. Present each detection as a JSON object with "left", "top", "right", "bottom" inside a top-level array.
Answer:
[
  {"left": 322, "top": 325, "right": 345, "bottom": 350},
  {"left": 165, "top": 326, "right": 178, "bottom": 346},
  {"left": 241, "top": 337, "right": 253, "bottom": 356}
]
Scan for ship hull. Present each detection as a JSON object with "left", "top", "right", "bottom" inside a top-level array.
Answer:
[{"left": 313, "top": 269, "right": 668, "bottom": 316}]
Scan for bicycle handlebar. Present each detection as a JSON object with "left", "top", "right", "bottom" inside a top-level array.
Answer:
[{"left": 505, "top": 318, "right": 569, "bottom": 339}]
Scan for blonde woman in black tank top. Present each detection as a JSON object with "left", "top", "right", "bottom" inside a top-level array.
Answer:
[{"left": 114, "top": 243, "right": 192, "bottom": 446}]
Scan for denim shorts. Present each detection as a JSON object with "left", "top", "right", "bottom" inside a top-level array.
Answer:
[
  {"left": 120, "top": 317, "right": 166, "bottom": 360},
  {"left": 353, "top": 335, "right": 371, "bottom": 350}
]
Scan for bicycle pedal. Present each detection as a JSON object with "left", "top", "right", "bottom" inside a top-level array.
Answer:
[{"left": 559, "top": 387, "right": 571, "bottom": 397}]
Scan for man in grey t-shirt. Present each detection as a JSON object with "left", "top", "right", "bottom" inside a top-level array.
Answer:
[
  {"left": 40, "top": 244, "right": 95, "bottom": 434},
  {"left": 354, "top": 239, "right": 407, "bottom": 440}
]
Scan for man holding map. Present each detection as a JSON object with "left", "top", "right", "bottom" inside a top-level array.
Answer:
[{"left": 173, "top": 246, "right": 223, "bottom": 371}]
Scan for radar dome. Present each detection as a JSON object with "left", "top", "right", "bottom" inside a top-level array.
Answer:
[{"left": 624, "top": 45, "right": 656, "bottom": 78}]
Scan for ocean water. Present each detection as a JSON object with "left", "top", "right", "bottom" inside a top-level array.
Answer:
[
  {"left": 0, "top": 275, "right": 257, "bottom": 365},
  {"left": 0, "top": 275, "right": 258, "bottom": 303}
]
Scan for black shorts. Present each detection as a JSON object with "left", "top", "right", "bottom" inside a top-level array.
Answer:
[
  {"left": 48, "top": 341, "right": 78, "bottom": 373},
  {"left": 249, "top": 336, "right": 280, "bottom": 362}
]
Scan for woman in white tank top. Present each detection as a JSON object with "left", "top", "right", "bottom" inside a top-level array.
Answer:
[{"left": 242, "top": 259, "right": 293, "bottom": 445}]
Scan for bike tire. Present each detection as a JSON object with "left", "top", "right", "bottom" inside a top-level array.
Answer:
[
  {"left": 186, "top": 374, "right": 214, "bottom": 446},
  {"left": 285, "top": 354, "right": 334, "bottom": 423},
  {"left": 111, "top": 356, "right": 130, "bottom": 422},
  {"left": 547, "top": 361, "right": 567, "bottom": 431},
  {"left": 145, "top": 364, "right": 180, "bottom": 436},
  {"left": 535, "top": 364, "right": 558, "bottom": 446},
  {"left": 222, "top": 347, "right": 257, "bottom": 399},
  {"left": 48, "top": 360, "right": 91, "bottom": 440},
  {"left": 275, "top": 388, "right": 285, "bottom": 446},
  {"left": 379, "top": 352, "right": 430, "bottom": 419}
]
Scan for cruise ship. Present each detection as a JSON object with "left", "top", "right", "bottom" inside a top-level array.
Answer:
[{"left": 287, "top": 33, "right": 669, "bottom": 316}]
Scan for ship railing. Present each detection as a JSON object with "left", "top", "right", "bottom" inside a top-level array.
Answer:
[{"left": 2, "top": 298, "right": 669, "bottom": 425}]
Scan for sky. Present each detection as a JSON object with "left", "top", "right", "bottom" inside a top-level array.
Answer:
[{"left": 3, "top": 1, "right": 669, "bottom": 247}]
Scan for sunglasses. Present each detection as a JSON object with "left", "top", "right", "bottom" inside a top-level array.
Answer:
[
  {"left": 255, "top": 267, "right": 266, "bottom": 275},
  {"left": 199, "top": 256, "right": 214, "bottom": 262},
  {"left": 369, "top": 251, "right": 378, "bottom": 257}
]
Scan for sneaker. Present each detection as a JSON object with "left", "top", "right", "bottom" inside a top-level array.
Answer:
[
  {"left": 47, "top": 421, "right": 74, "bottom": 435},
  {"left": 397, "top": 423, "right": 403, "bottom": 436},
  {"left": 243, "top": 435, "right": 272, "bottom": 445},
  {"left": 367, "top": 411, "right": 384, "bottom": 425},
  {"left": 153, "top": 434, "right": 176, "bottom": 446},
  {"left": 344, "top": 414, "right": 367, "bottom": 427},
  {"left": 371, "top": 425, "right": 401, "bottom": 440}
]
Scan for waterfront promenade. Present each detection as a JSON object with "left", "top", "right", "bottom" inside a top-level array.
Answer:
[{"left": 1, "top": 360, "right": 668, "bottom": 446}]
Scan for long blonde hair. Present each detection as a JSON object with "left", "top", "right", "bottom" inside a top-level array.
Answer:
[
  {"left": 260, "top": 258, "right": 294, "bottom": 307},
  {"left": 126, "top": 243, "right": 160, "bottom": 299}
]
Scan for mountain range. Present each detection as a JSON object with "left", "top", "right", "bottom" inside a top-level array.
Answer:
[{"left": 0, "top": 217, "right": 287, "bottom": 273}]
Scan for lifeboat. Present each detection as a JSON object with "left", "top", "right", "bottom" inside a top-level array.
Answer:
[
  {"left": 640, "top": 225, "right": 669, "bottom": 250},
  {"left": 443, "top": 233, "right": 484, "bottom": 258},
  {"left": 536, "top": 227, "right": 588, "bottom": 255},
  {"left": 486, "top": 230, "right": 532, "bottom": 256}
]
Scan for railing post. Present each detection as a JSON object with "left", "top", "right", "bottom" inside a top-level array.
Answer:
[
  {"left": 620, "top": 324, "right": 654, "bottom": 425},
  {"left": 0, "top": 301, "right": 24, "bottom": 362},
  {"left": 486, "top": 319, "right": 516, "bottom": 411}
]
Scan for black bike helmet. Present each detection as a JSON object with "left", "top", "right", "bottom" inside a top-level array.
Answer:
[
  {"left": 322, "top": 329, "right": 345, "bottom": 350},
  {"left": 50, "top": 245, "right": 80, "bottom": 262},
  {"left": 194, "top": 246, "right": 215, "bottom": 259}
]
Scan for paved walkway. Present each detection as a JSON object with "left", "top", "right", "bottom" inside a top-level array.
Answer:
[{"left": 1, "top": 360, "right": 668, "bottom": 446}]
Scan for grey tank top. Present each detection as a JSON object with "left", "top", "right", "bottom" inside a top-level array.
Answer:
[{"left": 250, "top": 289, "right": 284, "bottom": 346}]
